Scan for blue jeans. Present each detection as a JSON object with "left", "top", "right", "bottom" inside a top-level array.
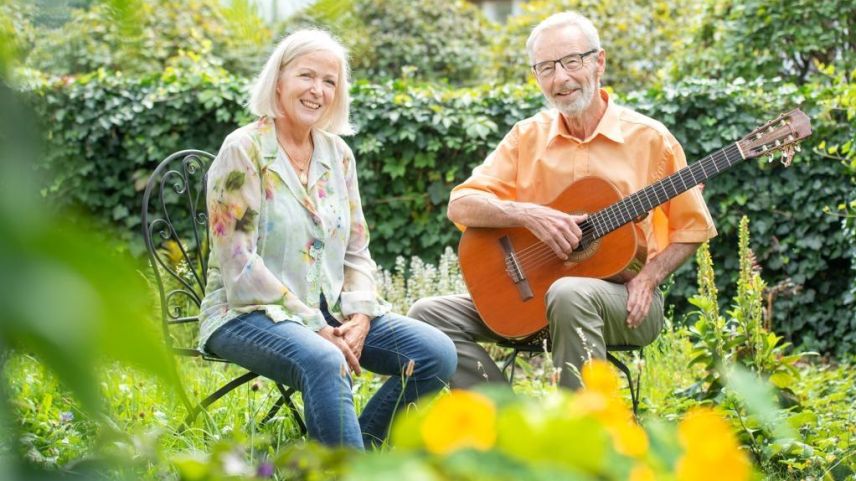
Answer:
[{"left": 205, "top": 307, "right": 456, "bottom": 449}]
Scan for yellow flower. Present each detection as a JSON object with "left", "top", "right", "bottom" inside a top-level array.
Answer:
[
  {"left": 629, "top": 462, "right": 656, "bottom": 481},
  {"left": 421, "top": 390, "right": 497, "bottom": 455},
  {"left": 571, "top": 360, "right": 648, "bottom": 459},
  {"left": 570, "top": 390, "right": 630, "bottom": 424},
  {"left": 675, "top": 407, "right": 751, "bottom": 481},
  {"left": 610, "top": 420, "right": 649, "bottom": 458},
  {"left": 581, "top": 359, "right": 620, "bottom": 397},
  {"left": 161, "top": 240, "right": 184, "bottom": 266}
]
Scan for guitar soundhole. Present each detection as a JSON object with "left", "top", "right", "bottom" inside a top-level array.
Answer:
[{"left": 566, "top": 237, "right": 600, "bottom": 264}]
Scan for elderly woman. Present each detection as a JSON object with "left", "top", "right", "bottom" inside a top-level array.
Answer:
[{"left": 197, "top": 29, "right": 456, "bottom": 449}]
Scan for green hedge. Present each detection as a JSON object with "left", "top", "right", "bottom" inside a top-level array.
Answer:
[{"left": 18, "top": 68, "right": 855, "bottom": 354}]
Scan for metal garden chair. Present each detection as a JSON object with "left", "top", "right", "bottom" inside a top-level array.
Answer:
[
  {"left": 498, "top": 328, "right": 643, "bottom": 415},
  {"left": 141, "top": 149, "right": 305, "bottom": 432}
]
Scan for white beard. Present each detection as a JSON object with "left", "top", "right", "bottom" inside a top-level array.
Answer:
[{"left": 549, "top": 70, "right": 597, "bottom": 118}]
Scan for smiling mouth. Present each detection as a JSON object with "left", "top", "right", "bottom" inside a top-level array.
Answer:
[
  {"left": 555, "top": 88, "right": 580, "bottom": 97},
  {"left": 300, "top": 99, "right": 321, "bottom": 110}
]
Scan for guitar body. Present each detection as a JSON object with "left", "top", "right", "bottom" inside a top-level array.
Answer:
[{"left": 459, "top": 177, "right": 644, "bottom": 339}]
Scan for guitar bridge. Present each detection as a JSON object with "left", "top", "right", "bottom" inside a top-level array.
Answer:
[{"left": 499, "top": 235, "right": 534, "bottom": 301}]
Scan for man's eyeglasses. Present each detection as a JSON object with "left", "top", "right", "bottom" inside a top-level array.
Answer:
[{"left": 532, "top": 49, "right": 598, "bottom": 78}]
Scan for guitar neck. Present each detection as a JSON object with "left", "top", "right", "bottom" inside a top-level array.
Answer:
[{"left": 583, "top": 142, "right": 744, "bottom": 243}]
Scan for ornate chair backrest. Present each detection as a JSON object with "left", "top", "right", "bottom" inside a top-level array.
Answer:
[{"left": 141, "top": 150, "right": 214, "bottom": 358}]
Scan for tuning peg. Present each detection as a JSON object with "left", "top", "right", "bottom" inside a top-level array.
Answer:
[
  {"left": 794, "top": 143, "right": 801, "bottom": 152},
  {"left": 780, "top": 146, "right": 795, "bottom": 166},
  {"left": 767, "top": 154, "right": 775, "bottom": 163}
]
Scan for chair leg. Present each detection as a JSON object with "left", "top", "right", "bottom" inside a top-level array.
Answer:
[
  {"left": 501, "top": 349, "right": 520, "bottom": 382},
  {"left": 260, "top": 384, "right": 306, "bottom": 435},
  {"left": 606, "top": 352, "right": 639, "bottom": 416},
  {"left": 181, "top": 371, "right": 259, "bottom": 429}
]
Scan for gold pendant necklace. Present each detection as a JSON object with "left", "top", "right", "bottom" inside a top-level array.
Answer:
[{"left": 277, "top": 137, "right": 312, "bottom": 185}]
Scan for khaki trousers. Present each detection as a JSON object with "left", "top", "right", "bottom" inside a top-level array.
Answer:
[{"left": 407, "top": 277, "right": 664, "bottom": 390}]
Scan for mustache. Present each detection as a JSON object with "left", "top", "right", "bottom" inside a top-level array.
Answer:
[{"left": 553, "top": 82, "right": 584, "bottom": 95}]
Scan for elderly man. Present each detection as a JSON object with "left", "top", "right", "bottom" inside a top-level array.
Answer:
[{"left": 409, "top": 11, "right": 717, "bottom": 389}]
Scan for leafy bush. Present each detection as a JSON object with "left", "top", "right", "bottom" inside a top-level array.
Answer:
[
  {"left": 288, "top": 0, "right": 490, "bottom": 85},
  {"left": 671, "top": 0, "right": 856, "bottom": 85},
  {"left": 488, "top": 0, "right": 699, "bottom": 91},
  {"left": 20, "top": 0, "right": 271, "bottom": 77}
]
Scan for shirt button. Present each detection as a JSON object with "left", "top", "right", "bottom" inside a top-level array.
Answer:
[
  {"left": 312, "top": 215, "right": 321, "bottom": 225},
  {"left": 312, "top": 239, "right": 324, "bottom": 250}
]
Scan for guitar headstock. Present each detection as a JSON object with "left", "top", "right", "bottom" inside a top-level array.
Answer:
[{"left": 738, "top": 109, "right": 812, "bottom": 166}]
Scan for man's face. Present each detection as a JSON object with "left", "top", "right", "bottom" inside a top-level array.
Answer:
[{"left": 531, "top": 25, "right": 604, "bottom": 118}]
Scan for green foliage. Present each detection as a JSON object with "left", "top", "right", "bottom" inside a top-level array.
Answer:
[
  {"left": 21, "top": 0, "right": 271, "bottom": 77},
  {"left": 0, "top": 35, "right": 179, "bottom": 478},
  {"left": 488, "top": 0, "right": 700, "bottom": 91},
  {"left": 677, "top": 220, "right": 855, "bottom": 477},
  {"left": 672, "top": 0, "right": 856, "bottom": 85},
  {"left": 19, "top": 64, "right": 252, "bottom": 255},
  {"left": 817, "top": 67, "right": 856, "bottom": 333},
  {"left": 684, "top": 218, "right": 801, "bottom": 401},
  {"left": 289, "top": 0, "right": 490, "bottom": 84},
  {"left": 0, "top": 79, "right": 176, "bottom": 416},
  {"left": 377, "top": 247, "right": 468, "bottom": 315}
]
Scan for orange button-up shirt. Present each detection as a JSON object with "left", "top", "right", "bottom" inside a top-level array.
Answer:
[{"left": 451, "top": 90, "right": 717, "bottom": 259}]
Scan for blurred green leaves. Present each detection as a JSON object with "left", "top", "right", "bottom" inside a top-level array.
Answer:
[{"left": 0, "top": 2, "right": 176, "bottom": 418}]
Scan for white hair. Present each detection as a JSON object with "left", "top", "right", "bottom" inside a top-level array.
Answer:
[
  {"left": 525, "top": 12, "right": 601, "bottom": 64},
  {"left": 248, "top": 29, "right": 354, "bottom": 135}
]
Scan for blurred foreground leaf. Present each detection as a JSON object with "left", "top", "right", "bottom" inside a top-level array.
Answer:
[{"left": 0, "top": 46, "right": 175, "bottom": 417}]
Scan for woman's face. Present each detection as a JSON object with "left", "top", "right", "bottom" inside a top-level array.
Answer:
[{"left": 276, "top": 50, "right": 340, "bottom": 131}]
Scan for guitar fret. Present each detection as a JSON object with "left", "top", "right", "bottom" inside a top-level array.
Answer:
[
  {"left": 678, "top": 169, "right": 688, "bottom": 192},
  {"left": 688, "top": 165, "right": 698, "bottom": 184},
  {"left": 619, "top": 198, "right": 632, "bottom": 224},
  {"left": 587, "top": 142, "right": 748, "bottom": 241}
]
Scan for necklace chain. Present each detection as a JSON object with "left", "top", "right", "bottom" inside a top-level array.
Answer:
[{"left": 276, "top": 136, "right": 312, "bottom": 184}]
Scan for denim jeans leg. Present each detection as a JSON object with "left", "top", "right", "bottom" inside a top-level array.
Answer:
[
  {"left": 205, "top": 311, "right": 364, "bottom": 448},
  {"left": 356, "top": 312, "right": 457, "bottom": 448}
]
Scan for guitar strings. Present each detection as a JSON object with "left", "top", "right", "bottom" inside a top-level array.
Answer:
[
  {"left": 479, "top": 143, "right": 742, "bottom": 288},
  {"left": 510, "top": 143, "right": 739, "bottom": 265}
]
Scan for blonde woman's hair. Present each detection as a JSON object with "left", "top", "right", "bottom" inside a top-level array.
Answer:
[{"left": 249, "top": 29, "right": 354, "bottom": 135}]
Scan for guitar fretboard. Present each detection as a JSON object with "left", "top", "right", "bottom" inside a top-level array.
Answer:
[{"left": 582, "top": 142, "right": 743, "bottom": 243}]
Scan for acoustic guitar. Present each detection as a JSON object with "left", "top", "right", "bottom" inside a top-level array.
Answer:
[{"left": 458, "top": 109, "right": 812, "bottom": 339}]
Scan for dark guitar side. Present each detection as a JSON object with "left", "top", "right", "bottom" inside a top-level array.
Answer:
[{"left": 458, "top": 176, "right": 646, "bottom": 339}]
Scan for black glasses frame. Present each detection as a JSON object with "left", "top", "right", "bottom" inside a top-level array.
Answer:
[{"left": 532, "top": 49, "right": 599, "bottom": 77}]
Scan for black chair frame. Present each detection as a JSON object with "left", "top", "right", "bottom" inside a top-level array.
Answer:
[
  {"left": 498, "top": 329, "right": 643, "bottom": 415},
  {"left": 141, "top": 149, "right": 305, "bottom": 433}
]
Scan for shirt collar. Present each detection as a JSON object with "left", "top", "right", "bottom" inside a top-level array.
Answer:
[
  {"left": 257, "top": 117, "right": 332, "bottom": 169},
  {"left": 257, "top": 117, "right": 331, "bottom": 204},
  {"left": 547, "top": 89, "right": 625, "bottom": 144}
]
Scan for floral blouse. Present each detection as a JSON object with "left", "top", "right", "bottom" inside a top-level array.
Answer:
[{"left": 197, "top": 117, "right": 390, "bottom": 352}]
